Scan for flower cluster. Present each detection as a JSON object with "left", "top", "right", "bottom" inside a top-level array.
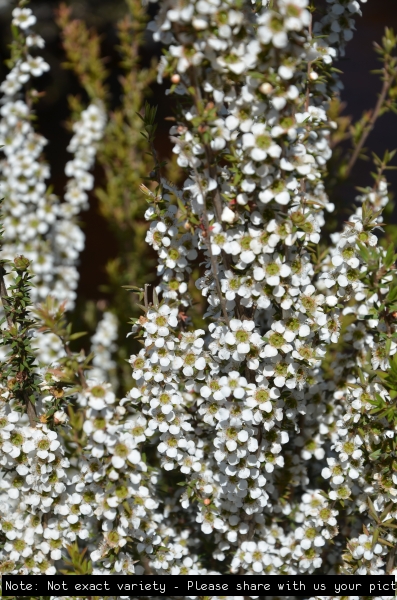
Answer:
[
  {"left": 90, "top": 311, "right": 118, "bottom": 385},
  {"left": 125, "top": 0, "right": 382, "bottom": 579},
  {"left": 64, "top": 104, "right": 106, "bottom": 215},
  {"left": 0, "top": 6, "right": 104, "bottom": 312},
  {"left": 145, "top": 188, "right": 198, "bottom": 307}
]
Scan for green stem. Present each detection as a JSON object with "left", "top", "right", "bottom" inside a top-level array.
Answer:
[
  {"left": 345, "top": 70, "right": 396, "bottom": 178},
  {"left": 0, "top": 267, "right": 37, "bottom": 427}
]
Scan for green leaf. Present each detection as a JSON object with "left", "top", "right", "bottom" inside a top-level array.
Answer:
[
  {"left": 69, "top": 331, "right": 88, "bottom": 341},
  {"left": 367, "top": 497, "right": 380, "bottom": 522},
  {"left": 384, "top": 244, "right": 396, "bottom": 268},
  {"left": 371, "top": 527, "right": 380, "bottom": 548},
  {"left": 379, "top": 501, "right": 394, "bottom": 521},
  {"left": 356, "top": 241, "right": 370, "bottom": 262},
  {"left": 369, "top": 449, "right": 382, "bottom": 460}
]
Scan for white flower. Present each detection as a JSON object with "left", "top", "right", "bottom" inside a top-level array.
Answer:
[
  {"left": 263, "top": 323, "right": 294, "bottom": 357},
  {"left": 371, "top": 341, "right": 396, "bottom": 370},
  {"left": 352, "top": 534, "right": 383, "bottom": 560},
  {"left": 219, "top": 371, "right": 248, "bottom": 399},
  {"left": 242, "top": 122, "right": 282, "bottom": 162},
  {"left": 245, "top": 383, "right": 274, "bottom": 413},
  {"left": 12, "top": 7, "right": 36, "bottom": 30},
  {"left": 279, "top": 0, "right": 311, "bottom": 30},
  {"left": 145, "top": 304, "right": 178, "bottom": 337},
  {"left": 33, "top": 430, "right": 60, "bottom": 459},
  {"left": 85, "top": 381, "right": 115, "bottom": 410},
  {"left": 26, "top": 34, "right": 45, "bottom": 48},
  {"left": 254, "top": 254, "right": 291, "bottom": 286},
  {"left": 331, "top": 244, "right": 360, "bottom": 268},
  {"left": 108, "top": 433, "right": 141, "bottom": 469},
  {"left": 221, "top": 206, "right": 236, "bottom": 223},
  {"left": 258, "top": 13, "right": 288, "bottom": 48},
  {"left": 224, "top": 319, "right": 259, "bottom": 354},
  {"left": 20, "top": 56, "right": 50, "bottom": 78}
]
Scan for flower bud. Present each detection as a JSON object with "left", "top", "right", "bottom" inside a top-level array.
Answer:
[
  {"left": 14, "top": 255, "right": 30, "bottom": 271},
  {"left": 53, "top": 410, "right": 68, "bottom": 425},
  {"left": 259, "top": 82, "right": 273, "bottom": 95}
]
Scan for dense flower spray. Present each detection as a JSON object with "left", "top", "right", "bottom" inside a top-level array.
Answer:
[
  {"left": 1, "top": 0, "right": 397, "bottom": 596},
  {"left": 128, "top": 0, "right": 369, "bottom": 578},
  {"left": 0, "top": 6, "right": 105, "bottom": 311}
]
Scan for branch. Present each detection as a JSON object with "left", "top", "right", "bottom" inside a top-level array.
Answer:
[
  {"left": 189, "top": 67, "right": 231, "bottom": 325},
  {"left": 345, "top": 70, "right": 396, "bottom": 178},
  {"left": 0, "top": 266, "right": 13, "bottom": 329},
  {"left": 64, "top": 343, "right": 88, "bottom": 390},
  {"left": 0, "top": 266, "right": 37, "bottom": 427}
]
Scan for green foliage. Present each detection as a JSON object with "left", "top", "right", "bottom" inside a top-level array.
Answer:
[
  {"left": 324, "top": 27, "right": 397, "bottom": 228},
  {"left": 0, "top": 234, "right": 40, "bottom": 426},
  {"left": 56, "top": 0, "right": 166, "bottom": 394},
  {"left": 31, "top": 296, "right": 92, "bottom": 431},
  {"left": 60, "top": 542, "right": 93, "bottom": 575},
  {"left": 56, "top": 3, "right": 108, "bottom": 103}
]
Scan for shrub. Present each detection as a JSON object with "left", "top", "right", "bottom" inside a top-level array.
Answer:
[{"left": 1, "top": 0, "right": 397, "bottom": 591}]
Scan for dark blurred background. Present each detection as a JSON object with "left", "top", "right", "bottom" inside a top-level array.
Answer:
[{"left": 0, "top": 0, "right": 396, "bottom": 303}]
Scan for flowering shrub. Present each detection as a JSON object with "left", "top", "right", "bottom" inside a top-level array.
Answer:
[{"left": 1, "top": 0, "right": 397, "bottom": 596}]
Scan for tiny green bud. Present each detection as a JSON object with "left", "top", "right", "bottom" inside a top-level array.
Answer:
[{"left": 14, "top": 255, "right": 30, "bottom": 271}]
